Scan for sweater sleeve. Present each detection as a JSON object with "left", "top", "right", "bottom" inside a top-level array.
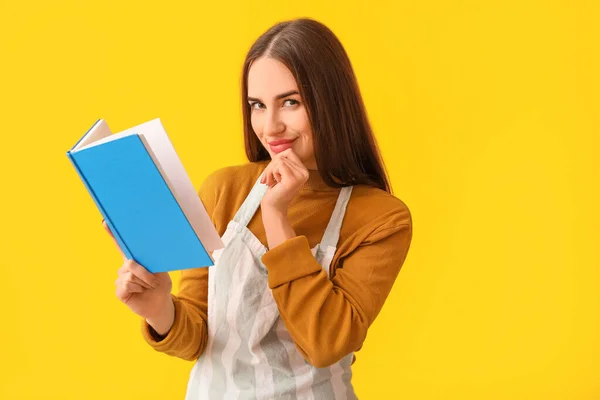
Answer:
[
  {"left": 261, "top": 220, "right": 412, "bottom": 368},
  {"left": 140, "top": 171, "right": 220, "bottom": 361}
]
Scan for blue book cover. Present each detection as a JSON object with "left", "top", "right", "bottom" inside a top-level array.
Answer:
[{"left": 67, "top": 120, "right": 218, "bottom": 273}]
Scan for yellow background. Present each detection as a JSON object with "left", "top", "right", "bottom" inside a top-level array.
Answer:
[{"left": 1, "top": 0, "right": 598, "bottom": 398}]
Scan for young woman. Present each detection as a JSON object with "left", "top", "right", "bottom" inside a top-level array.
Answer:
[{"left": 105, "top": 17, "right": 412, "bottom": 399}]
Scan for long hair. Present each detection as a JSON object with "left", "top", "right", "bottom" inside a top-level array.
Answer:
[{"left": 241, "top": 18, "right": 392, "bottom": 193}]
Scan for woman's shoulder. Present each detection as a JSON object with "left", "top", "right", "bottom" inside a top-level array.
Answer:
[
  {"left": 200, "top": 160, "right": 268, "bottom": 198},
  {"left": 198, "top": 161, "right": 269, "bottom": 229},
  {"left": 345, "top": 184, "right": 412, "bottom": 235}
]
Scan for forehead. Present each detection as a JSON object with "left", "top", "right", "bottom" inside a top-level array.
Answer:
[{"left": 247, "top": 57, "right": 298, "bottom": 97}]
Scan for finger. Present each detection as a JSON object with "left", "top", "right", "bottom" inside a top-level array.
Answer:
[
  {"left": 115, "top": 285, "right": 132, "bottom": 303},
  {"left": 280, "top": 157, "right": 303, "bottom": 178},
  {"left": 268, "top": 158, "right": 289, "bottom": 185},
  {"left": 272, "top": 159, "right": 286, "bottom": 185},
  {"left": 260, "top": 164, "right": 272, "bottom": 185},
  {"left": 278, "top": 150, "right": 309, "bottom": 181},
  {"left": 279, "top": 158, "right": 307, "bottom": 184},
  {"left": 117, "top": 278, "right": 144, "bottom": 293},
  {"left": 115, "top": 281, "right": 143, "bottom": 302},
  {"left": 272, "top": 160, "right": 283, "bottom": 183},
  {"left": 264, "top": 163, "right": 276, "bottom": 187},
  {"left": 103, "top": 219, "right": 127, "bottom": 260},
  {"left": 115, "top": 275, "right": 144, "bottom": 292},
  {"left": 279, "top": 148, "right": 305, "bottom": 169},
  {"left": 124, "top": 281, "right": 144, "bottom": 293},
  {"left": 127, "top": 260, "right": 160, "bottom": 288},
  {"left": 260, "top": 169, "right": 266, "bottom": 184},
  {"left": 122, "top": 271, "right": 154, "bottom": 289},
  {"left": 265, "top": 167, "right": 273, "bottom": 186},
  {"left": 277, "top": 159, "right": 295, "bottom": 182}
]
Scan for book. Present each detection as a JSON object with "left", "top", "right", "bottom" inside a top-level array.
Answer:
[{"left": 66, "top": 118, "right": 223, "bottom": 273}]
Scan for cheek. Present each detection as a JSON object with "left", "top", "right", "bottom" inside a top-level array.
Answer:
[
  {"left": 293, "top": 114, "right": 314, "bottom": 157},
  {"left": 295, "top": 138, "right": 314, "bottom": 166},
  {"left": 301, "top": 134, "right": 314, "bottom": 159},
  {"left": 289, "top": 109, "right": 311, "bottom": 137}
]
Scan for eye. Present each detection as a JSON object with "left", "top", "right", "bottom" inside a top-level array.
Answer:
[
  {"left": 248, "top": 99, "right": 299, "bottom": 110},
  {"left": 249, "top": 101, "right": 264, "bottom": 110},
  {"left": 284, "top": 99, "right": 299, "bottom": 107}
]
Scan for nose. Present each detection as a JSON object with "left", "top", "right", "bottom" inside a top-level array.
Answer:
[{"left": 263, "top": 108, "right": 285, "bottom": 136}]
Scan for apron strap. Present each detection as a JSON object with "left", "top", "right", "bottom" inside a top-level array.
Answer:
[
  {"left": 233, "top": 172, "right": 267, "bottom": 229},
  {"left": 320, "top": 186, "right": 353, "bottom": 248}
]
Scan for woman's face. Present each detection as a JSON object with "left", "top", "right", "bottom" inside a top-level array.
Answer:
[{"left": 247, "top": 57, "right": 316, "bottom": 169}]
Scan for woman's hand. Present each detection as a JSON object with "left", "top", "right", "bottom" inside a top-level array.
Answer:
[
  {"left": 260, "top": 149, "right": 309, "bottom": 249},
  {"left": 260, "top": 148, "right": 310, "bottom": 214},
  {"left": 103, "top": 220, "right": 175, "bottom": 336}
]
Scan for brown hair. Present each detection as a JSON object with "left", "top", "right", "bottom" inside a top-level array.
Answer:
[{"left": 241, "top": 18, "right": 392, "bottom": 193}]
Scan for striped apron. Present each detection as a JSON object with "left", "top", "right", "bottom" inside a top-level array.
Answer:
[{"left": 185, "top": 174, "right": 357, "bottom": 399}]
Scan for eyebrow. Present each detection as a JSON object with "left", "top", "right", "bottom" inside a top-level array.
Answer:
[{"left": 247, "top": 90, "right": 299, "bottom": 102}]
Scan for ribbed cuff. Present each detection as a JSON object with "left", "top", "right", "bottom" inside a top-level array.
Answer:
[
  {"left": 261, "top": 236, "right": 322, "bottom": 288},
  {"left": 141, "top": 294, "right": 182, "bottom": 351}
]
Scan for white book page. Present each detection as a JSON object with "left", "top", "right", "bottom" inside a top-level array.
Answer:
[
  {"left": 78, "top": 120, "right": 146, "bottom": 151},
  {"left": 72, "top": 120, "right": 113, "bottom": 152},
  {"left": 138, "top": 119, "right": 224, "bottom": 252}
]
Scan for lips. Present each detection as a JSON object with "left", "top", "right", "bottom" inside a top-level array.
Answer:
[
  {"left": 268, "top": 138, "right": 296, "bottom": 146},
  {"left": 268, "top": 138, "right": 297, "bottom": 154}
]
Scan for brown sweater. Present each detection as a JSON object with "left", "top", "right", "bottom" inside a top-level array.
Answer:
[{"left": 141, "top": 160, "right": 412, "bottom": 368}]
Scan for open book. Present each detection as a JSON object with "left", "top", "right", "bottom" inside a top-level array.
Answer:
[{"left": 66, "top": 118, "right": 223, "bottom": 273}]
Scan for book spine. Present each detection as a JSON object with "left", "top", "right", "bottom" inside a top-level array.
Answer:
[{"left": 66, "top": 150, "right": 133, "bottom": 260}]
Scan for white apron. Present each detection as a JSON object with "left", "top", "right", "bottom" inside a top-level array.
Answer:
[{"left": 185, "top": 174, "right": 357, "bottom": 400}]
